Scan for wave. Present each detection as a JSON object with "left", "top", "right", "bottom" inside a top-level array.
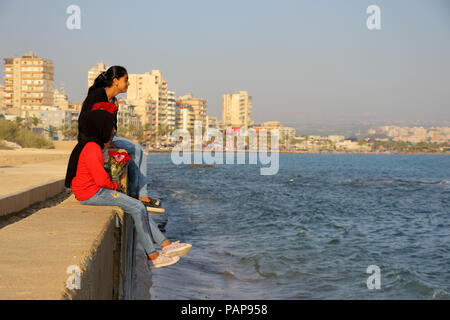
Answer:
[{"left": 348, "top": 179, "right": 449, "bottom": 185}]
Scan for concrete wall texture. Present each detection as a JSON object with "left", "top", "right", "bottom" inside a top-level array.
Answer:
[
  {"left": 0, "top": 194, "right": 135, "bottom": 300},
  {"left": 0, "top": 179, "right": 65, "bottom": 217}
]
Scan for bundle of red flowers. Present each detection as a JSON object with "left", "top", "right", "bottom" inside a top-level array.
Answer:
[
  {"left": 107, "top": 149, "right": 132, "bottom": 182},
  {"left": 91, "top": 102, "right": 118, "bottom": 114}
]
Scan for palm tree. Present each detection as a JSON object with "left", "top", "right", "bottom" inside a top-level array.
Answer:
[
  {"left": 157, "top": 124, "right": 171, "bottom": 145},
  {"left": 31, "top": 116, "right": 40, "bottom": 128}
]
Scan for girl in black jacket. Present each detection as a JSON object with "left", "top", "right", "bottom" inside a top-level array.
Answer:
[{"left": 79, "top": 66, "right": 161, "bottom": 211}]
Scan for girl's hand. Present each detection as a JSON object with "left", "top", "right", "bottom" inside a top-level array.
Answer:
[{"left": 105, "top": 141, "right": 116, "bottom": 149}]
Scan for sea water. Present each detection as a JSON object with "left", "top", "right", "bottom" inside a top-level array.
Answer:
[{"left": 132, "top": 153, "right": 449, "bottom": 299}]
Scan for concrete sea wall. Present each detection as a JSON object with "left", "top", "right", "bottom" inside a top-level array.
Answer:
[
  {"left": 0, "top": 179, "right": 65, "bottom": 217},
  {"left": 0, "top": 191, "right": 136, "bottom": 300}
]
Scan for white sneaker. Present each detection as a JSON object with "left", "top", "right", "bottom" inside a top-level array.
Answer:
[
  {"left": 162, "top": 241, "right": 192, "bottom": 257},
  {"left": 148, "top": 253, "right": 180, "bottom": 268}
]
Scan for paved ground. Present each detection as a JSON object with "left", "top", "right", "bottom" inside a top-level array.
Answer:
[
  {"left": 0, "top": 143, "right": 75, "bottom": 196},
  {"left": 0, "top": 157, "right": 69, "bottom": 196}
]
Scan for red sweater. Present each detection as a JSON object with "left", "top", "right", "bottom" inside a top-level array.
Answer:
[{"left": 71, "top": 142, "right": 118, "bottom": 201}]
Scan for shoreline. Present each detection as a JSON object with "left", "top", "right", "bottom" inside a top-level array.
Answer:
[
  {"left": 148, "top": 149, "right": 450, "bottom": 155},
  {"left": 0, "top": 145, "right": 447, "bottom": 168}
]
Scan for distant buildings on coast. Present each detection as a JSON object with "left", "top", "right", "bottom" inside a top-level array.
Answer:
[
  {"left": 1, "top": 52, "right": 80, "bottom": 139},
  {"left": 0, "top": 53, "right": 296, "bottom": 145},
  {"left": 1, "top": 52, "right": 449, "bottom": 152},
  {"left": 374, "top": 125, "right": 450, "bottom": 144}
]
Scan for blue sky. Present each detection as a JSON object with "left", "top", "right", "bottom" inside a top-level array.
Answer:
[{"left": 1, "top": 0, "right": 449, "bottom": 126}]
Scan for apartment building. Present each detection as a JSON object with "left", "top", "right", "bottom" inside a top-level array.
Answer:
[
  {"left": 222, "top": 90, "right": 252, "bottom": 132},
  {"left": 67, "top": 102, "right": 82, "bottom": 127},
  {"left": 143, "top": 98, "right": 157, "bottom": 135},
  {"left": 3, "top": 52, "right": 54, "bottom": 109},
  {"left": 127, "top": 70, "right": 170, "bottom": 133},
  {"left": 252, "top": 121, "right": 296, "bottom": 144},
  {"left": 117, "top": 100, "right": 141, "bottom": 132},
  {"left": 0, "top": 83, "right": 4, "bottom": 112},
  {"left": 177, "top": 93, "right": 207, "bottom": 128},
  {"left": 328, "top": 135, "right": 346, "bottom": 143},
  {"left": 53, "top": 83, "right": 69, "bottom": 110},
  {"left": 167, "top": 90, "right": 177, "bottom": 130},
  {"left": 206, "top": 116, "right": 220, "bottom": 131},
  {"left": 88, "top": 61, "right": 107, "bottom": 89},
  {"left": 175, "top": 100, "right": 194, "bottom": 131},
  {"left": 378, "top": 125, "right": 450, "bottom": 143}
]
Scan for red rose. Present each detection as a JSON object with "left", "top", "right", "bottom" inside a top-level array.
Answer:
[
  {"left": 108, "top": 150, "right": 132, "bottom": 164},
  {"left": 92, "top": 102, "right": 118, "bottom": 114}
]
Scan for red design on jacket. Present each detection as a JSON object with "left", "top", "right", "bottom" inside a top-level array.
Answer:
[
  {"left": 91, "top": 102, "right": 118, "bottom": 114},
  {"left": 71, "top": 142, "right": 118, "bottom": 201}
]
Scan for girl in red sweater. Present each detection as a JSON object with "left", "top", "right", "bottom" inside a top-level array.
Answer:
[{"left": 65, "top": 110, "right": 191, "bottom": 268}]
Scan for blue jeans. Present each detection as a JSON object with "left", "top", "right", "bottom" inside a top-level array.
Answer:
[
  {"left": 80, "top": 188, "right": 167, "bottom": 255},
  {"left": 112, "top": 135, "right": 149, "bottom": 198}
]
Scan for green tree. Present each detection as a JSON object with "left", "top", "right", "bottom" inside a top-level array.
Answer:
[
  {"left": 48, "top": 125, "right": 57, "bottom": 139},
  {"left": 15, "top": 117, "right": 24, "bottom": 128},
  {"left": 31, "top": 116, "right": 40, "bottom": 128}
]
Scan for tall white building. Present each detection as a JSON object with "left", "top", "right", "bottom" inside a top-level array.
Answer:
[
  {"left": 222, "top": 90, "right": 252, "bottom": 132},
  {"left": 53, "top": 82, "right": 69, "bottom": 110},
  {"left": 177, "top": 93, "right": 207, "bottom": 129},
  {"left": 3, "top": 52, "right": 54, "bottom": 109},
  {"left": 176, "top": 103, "right": 194, "bottom": 131},
  {"left": 88, "top": 61, "right": 107, "bottom": 89},
  {"left": 0, "top": 83, "right": 4, "bottom": 112},
  {"left": 206, "top": 116, "right": 220, "bottom": 130},
  {"left": 167, "top": 90, "right": 177, "bottom": 130},
  {"left": 127, "top": 70, "right": 170, "bottom": 136}
]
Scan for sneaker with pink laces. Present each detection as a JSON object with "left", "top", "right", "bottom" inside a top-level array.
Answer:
[
  {"left": 162, "top": 241, "right": 192, "bottom": 257},
  {"left": 148, "top": 253, "right": 180, "bottom": 268}
]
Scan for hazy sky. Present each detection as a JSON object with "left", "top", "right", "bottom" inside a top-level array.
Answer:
[{"left": 1, "top": 0, "right": 449, "bottom": 126}]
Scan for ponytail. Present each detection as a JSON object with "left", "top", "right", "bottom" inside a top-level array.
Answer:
[{"left": 88, "top": 65, "right": 127, "bottom": 95}]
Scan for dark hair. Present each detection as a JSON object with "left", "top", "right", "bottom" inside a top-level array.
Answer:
[
  {"left": 65, "top": 110, "right": 114, "bottom": 188},
  {"left": 88, "top": 65, "right": 127, "bottom": 95}
]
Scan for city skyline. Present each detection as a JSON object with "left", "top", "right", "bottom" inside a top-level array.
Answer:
[{"left": 1, "top": 0, "right": 449, "bottom": 126}]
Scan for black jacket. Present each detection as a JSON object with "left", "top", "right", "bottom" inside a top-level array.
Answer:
[{"left": 79, "top": 87, "right": 118, "bottom": 130}]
